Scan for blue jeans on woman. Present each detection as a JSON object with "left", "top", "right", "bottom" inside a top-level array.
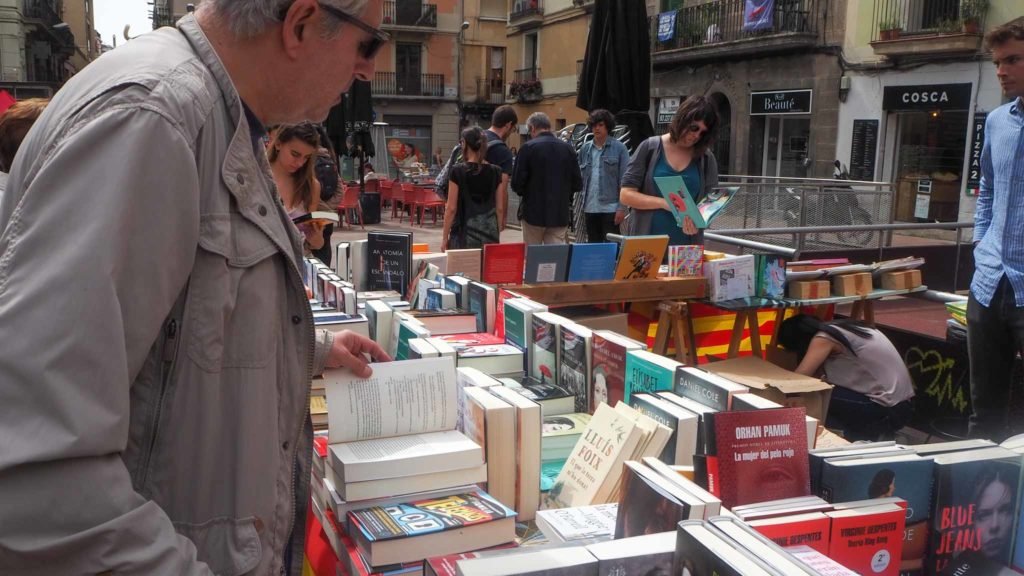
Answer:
[{"left": 826, "top": 386, "right": 913, "bottom": 441}]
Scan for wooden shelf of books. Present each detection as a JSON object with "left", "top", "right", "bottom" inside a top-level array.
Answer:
[
  {"left": 510, "top": 276, "right": 706, "bottom": 307},
  {"left": 299, "top": 238, "right": 1008, "bottom": 576}
]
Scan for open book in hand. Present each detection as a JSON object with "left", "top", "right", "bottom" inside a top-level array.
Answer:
[
  {"left": 654, "top": 176, "right": 737, "bottom": 229},
  {"left": 292, "top": 211, "right": 340, "bottom": 226}
]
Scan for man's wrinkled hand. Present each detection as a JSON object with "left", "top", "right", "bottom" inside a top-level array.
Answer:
[{"left": 326, "top": 331, "right": 392, "bottom": 378}]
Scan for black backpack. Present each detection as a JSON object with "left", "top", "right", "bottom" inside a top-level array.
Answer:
[{"left": 315, "top": 151, "right": 340, "bottom": 202}]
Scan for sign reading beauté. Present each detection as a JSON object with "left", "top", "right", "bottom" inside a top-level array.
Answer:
[
  {"left": 882, "top": 83, "right": 972, "bottom": 111},
  {"left": 749, "top": 89, "right": 813, "bottom": 116}
]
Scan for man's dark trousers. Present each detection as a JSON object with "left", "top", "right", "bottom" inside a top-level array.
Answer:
[{"left": 968, "top": 276, "right": 1024, "bottom": 441}]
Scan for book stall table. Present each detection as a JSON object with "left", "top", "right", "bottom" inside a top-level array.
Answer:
[{"left": 707, "top": 285, "right": 929, "bottom": 359}]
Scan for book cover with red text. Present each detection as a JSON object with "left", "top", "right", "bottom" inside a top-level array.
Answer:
[
  {"left": 711, "top": 407, "right": 810, "bottom": 509},
  {"left": 827, "top": 503, "right": 906, "bottom": 576}
]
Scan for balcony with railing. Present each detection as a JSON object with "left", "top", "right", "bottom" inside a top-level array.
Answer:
[
  {"left": 870, "top": 0, "right": 987, "bottom": 58},
  {"left": 510, "top": 67, "right": 541, "bottom": 103},
  {"left": 475, "top": 77, "right": 506, "bottom": 105},
  {"left": 151, "top": 1, "right": 175, "bottom": 29},
  {"left": 23, "top": 0, "right": 74, "bottom": 52},
  {"left": 382, "top": 1, "right": 437, "bottom": 29},
  {"left": 651, "top": 0, "right": 822, "bottom": 65},
  {"left": 373, "top": 71, "right": 446, "bottom": 98},
  {"left": 510, "top": 0, "right": 543, "bottom": 28}
]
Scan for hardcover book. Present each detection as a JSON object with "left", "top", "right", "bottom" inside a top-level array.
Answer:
[
  {"left": 623, "top": 350, "right": 679, "bottom": 404},
  {"left": 524, "top": 244, "right": 571, "bottom": 283},
  {"left": 673, "top": 520, "right": 774, "bottom": 576},
  {"left": 755, "top": 254, "right": 787, "bottom": 299},
  {"left": 444, "top": 275, "right": 472, "bottom": 308},
  {"left": 367, "top": 232, "right": 413, "bottom": 293},
  {"left": 559, "top": 322, "right": 593, "bottom": 414},
  {"left": 546, "top": 403, "right": 644, "bottom": 509},
  {"left": 612, "top": 235, "right": 669, "bottom": 281},
  {"left": 530, "top": 312, "right": 567, "bottom": 386},
  {"left": 929, "top": 446, "right": 1021, "bottom": 574},
  {"left": 673, "top": 366, "right": 747, "bottom": 412},
  {"left": 629, "top": 393, "right": 699, "bottom": 466},
  {"left": 567, "top": 243, "right": 618, "bottom": 282},
  {"left": 748, "top": 511, "right": 831, "bottom": 555},
  {"left": 467, "top": 282, "right": 496, "bottom": 334},
  {"left": 826, "top": 503, "right": 907, "bottom": 576},
  {"left": 614, "top": 461, "right": 695, "bottom": 539},
  {"left": 347, "top": 490, "right": 516, "bottom": 567},
  {"left": 503, "top": 298, "right": 548, "bottom": 371},
  {"left": 446, "top": 248, "right": 482, "bottom": 281},
  {"left": 586, "top": 531, "right": 675, "bottom": 576},
  {"left": 590, "top": 330, "right": 645, "bottom": 412},
  {"left": 819, "top": 453, "right": 933, "bottom": 574},
  {"left": 482, "top": 243, "right": 526, "bottom": 285},
  {"left": 668, "top": 245, "right": 704, "bottom": 277},
  {"left": 711, "top": 407, "right": 810, "bottom": 509}
]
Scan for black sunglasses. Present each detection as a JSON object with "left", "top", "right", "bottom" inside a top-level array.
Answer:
[{"left": 317, "top": 2, "right": 390, "bottom": 60}]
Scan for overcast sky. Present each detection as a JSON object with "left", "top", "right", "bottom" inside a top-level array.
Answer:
[{"left": 94, "top": 0, "right": 154, "bottom": 47}]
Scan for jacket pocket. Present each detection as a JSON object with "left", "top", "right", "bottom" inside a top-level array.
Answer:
[
  {"left": 600, "top": 156, "right": 622, "bottom": 203},
  {"left": 176, "top": 516, "right": 262, "bottom": 576},
  {"left": 186, "top": 212, "right": 280, "bottom": 372}
]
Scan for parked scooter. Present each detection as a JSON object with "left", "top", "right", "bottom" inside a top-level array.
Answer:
[{"left": 783, "top": 160, "right": 875, "bottom": 246}]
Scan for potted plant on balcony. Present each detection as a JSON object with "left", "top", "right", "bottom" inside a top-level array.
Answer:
[
  {"left": 879, "top": 18, "right": 903, "bottom": 41},
  {"left": 961, "top": 0, "right": 988, "bottom": 34}
]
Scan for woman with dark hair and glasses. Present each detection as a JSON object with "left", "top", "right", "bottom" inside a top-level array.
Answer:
[
  {"left": 777, "top": 314, "right": 915, "bottom": 441},
  {"left": 619, "top": 95, "right": 720, "bottom": 244}
]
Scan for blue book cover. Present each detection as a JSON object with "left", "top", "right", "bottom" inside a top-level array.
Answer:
[
  {"left": 524, "top": 244, "right": 571, "bottom": 283},
  {"left": 566, "top": 243, "right": 618, "bottom": 282},
  {"left": 623, "top": 350, "right": 676, "bottom": 404}
]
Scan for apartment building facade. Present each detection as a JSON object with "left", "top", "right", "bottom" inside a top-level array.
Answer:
[
  {"left": 835, "top": 0, "right": 1024, "bottom": 224},
  {"left": 0, "top": 0, "right": 92, "bottom": 97}
]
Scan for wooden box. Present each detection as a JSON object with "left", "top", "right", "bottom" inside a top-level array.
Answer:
[
  {"left": 880, "top": 269, "right": 922, "bottom": 290},
  {"left": 789, "top": 280, "right": 831, "bottom": 300},
  {"left": 832, "top": 273, "right": 873, "bottom": 297}
]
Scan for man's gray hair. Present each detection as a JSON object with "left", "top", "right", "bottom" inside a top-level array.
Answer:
[
  {"left": 527, "top": 112, "right": 551, "bottom": 132},
  {"left": 201, "top": 0, "right": 369, "bottom": 38}
]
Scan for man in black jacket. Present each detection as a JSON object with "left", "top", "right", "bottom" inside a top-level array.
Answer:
[{"left": 511, "top": 112, "right": 583, "bottom": 244}]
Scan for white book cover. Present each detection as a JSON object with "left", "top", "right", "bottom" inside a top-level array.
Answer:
[
  {"left": 324, "top": 356, "right": 457, "bottom": 444},
  {"left": 535, "top": 503, "right": 619, "bottom": 542},
  {"left": 350, "top": 239, "right": 369, "bottom": 292},
  {"left": 334, "top": 242, "right": 350, "bottom": 281}
]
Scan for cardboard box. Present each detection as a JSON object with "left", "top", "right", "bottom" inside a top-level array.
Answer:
[
  {"left": 704, "top": 356, "right": 833, "bottom": 422},
  {"left": 831, "top": 273, "right": 872, "bottom": 297},
  {"left": 789, "top": 280, "right": 831, "bottom": 300},
  {"left": 880, "top": 269, "right": 922, "bottom": 290}
]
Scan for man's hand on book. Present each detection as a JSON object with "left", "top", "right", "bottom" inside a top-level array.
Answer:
[{"left": 327, "top": 331, "right": 392, "bottom": 378}]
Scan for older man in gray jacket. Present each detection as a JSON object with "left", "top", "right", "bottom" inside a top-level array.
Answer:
[{"left": 0, "top": 1, "right": 390, "bottom": 575}]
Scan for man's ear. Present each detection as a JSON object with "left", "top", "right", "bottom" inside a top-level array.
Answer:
[{"left": 281, "top": 0, "right": 318, "bottom": 58}]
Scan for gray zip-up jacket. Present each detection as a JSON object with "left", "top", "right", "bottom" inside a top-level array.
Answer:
[{"left": 0, "top": 16, "right": 334, "bottom": 576}]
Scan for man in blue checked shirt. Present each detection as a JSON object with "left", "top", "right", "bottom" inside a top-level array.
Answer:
[
  {"left": 579, "top": 109, "right": 631, "bottom": 242},
  {"left": 969, "top": 22, "right": 1024, "bottom": 441}
]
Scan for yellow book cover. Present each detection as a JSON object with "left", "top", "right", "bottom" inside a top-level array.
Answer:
[{"left": 613, "top": 236, "right": 670, "bottom": 280}]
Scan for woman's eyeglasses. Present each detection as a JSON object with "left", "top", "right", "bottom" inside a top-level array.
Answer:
[
  {"left": 318, "top": 3, "right": 390, "bottom": 60},
  {"left": 686, "top": 124, "right": 708, "bottom": 136}
]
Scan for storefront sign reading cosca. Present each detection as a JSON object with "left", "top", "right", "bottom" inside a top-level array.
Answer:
[
  {"left": 749, "top": 89, "right": 813, "bottom": 116},
  {"left": 882, "top": 83, "right": 972, "bottom": 111}
]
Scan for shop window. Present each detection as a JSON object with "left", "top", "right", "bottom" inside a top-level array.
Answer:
[{"left": 892, "top": 110, "right": 966, "bottom": 222}]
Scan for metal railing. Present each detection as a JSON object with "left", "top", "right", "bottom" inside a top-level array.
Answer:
[
  {"left": 510, "top": 0, "right": 543, "bottom": 21},
  {"left": 513, "top": 67, "right": 540, "bottom": 83},
  {"left": 871, "top": 0, "right": 987, "bottom": 40},
  {"left": 653, "top": 0, "right": 820, "bottom": 51},
  {"left": 23, "top": 0, "right": 61, "bottom": 25},
  {"left": 474, "top": 78, "right": 505, "bottom": 105},
  {"left": 372, "top": 72, "right": 445, "bottom": 97},
  {"left": 382, "top": 1, "right": 438, "bottom": 28}
]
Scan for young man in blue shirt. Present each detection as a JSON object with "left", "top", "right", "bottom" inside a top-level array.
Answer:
[
  {"left": 578, "top": 109, "right": 630, "bottom": 242},
  {"left": 968, "top": 22, "right": 1024, "bottom": 441}
]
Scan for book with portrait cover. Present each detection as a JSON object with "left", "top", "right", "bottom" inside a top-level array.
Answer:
[
  {"left": 590, "top": 330, "right": 645, "bottom": 412},
  {"left": 559, "top": 323, "right": 593, "bottom": 415},
  {"left": 614, "top": 461, "right": 697, "bottom": 539},
  {"left": 819, "top": 453, "right": 933, "bottom": 574},
  {"left": 928, "top": 446, "right": 1021, "bottom": 575},
  {"left": 586, "top": 531, "right": 675, "bottom": 576},
  {"left": 530, "top": 312, "right": 566, "bottom": 386},
  {"left": 711, "top": 407, "right": 810, "bottom": 509},
  {"left": 367, "top": 231, "right": 413, "bottom": 293}
]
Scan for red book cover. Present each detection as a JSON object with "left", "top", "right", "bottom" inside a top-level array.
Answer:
[
  {"left": 591, "top": 333, "right": 629, "bottom": 411},
  {"left": 494, "top": 289, "right": 515, "bottom": 339},
  {"left": 711, "top": 407, "right": 810, "bottom": 509},
  {"left": 423, "top": 543, "right": 519, "bottom": 576},
  {"left": 482, "top": 243, "right": 526, "bottom": 285},
  {"left": 827, "top": 504, "right": 906, "bottom": 576},
  {"left": 313, "top": 435, "right": 328, "bottom": 459},
  {"left": 750, "top": 513, "right": 831, "bottom": 554},
  {"left": 705, "top": 455, "right": 720, "bottom": 497}
]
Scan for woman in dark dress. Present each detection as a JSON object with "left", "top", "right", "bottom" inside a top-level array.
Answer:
[{"left": 441, "top": 126, "right": 502, "bottom": 251}]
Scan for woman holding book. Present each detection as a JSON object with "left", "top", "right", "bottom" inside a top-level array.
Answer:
[
  {"left": 440, "top": 126, "right": 502, "bottom": 251},
  {"left": 778, "top": 314, "right": 915, "bottom": 441},
  {"left": 619, "top": 96, "right": 720, "bottom": 245},
  {"left": 269, "top": 122, "right": 325, "bottom": 252}
]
